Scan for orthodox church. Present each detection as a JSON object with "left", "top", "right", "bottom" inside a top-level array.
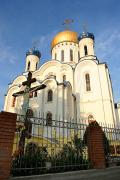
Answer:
[{"left": 4, "top": 29, "right": 120, "bottom": 126}]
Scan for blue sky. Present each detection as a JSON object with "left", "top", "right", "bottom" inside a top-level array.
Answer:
[{"left": 0, "top": 0, "right": 120, "bottom": 110}]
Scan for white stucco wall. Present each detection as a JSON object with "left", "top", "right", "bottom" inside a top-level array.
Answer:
[
  {"left": 25, "top": 55, "right": 39, "bottom": 72},
  {"left": 74, "top": 59, "right": 115, "bottom": 125},
  {"left": 52, "top": 42, "right": 79, "bottom": 64},
  {"left": 79, "top": 38, "right": 94, "bottom": 58},
  {"left": 4, "top": 75, "right": 26, "bottom": 113}
]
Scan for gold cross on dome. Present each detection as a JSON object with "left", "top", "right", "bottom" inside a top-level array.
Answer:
[{"left": 62, "top": 19, "right": 74, "bottom": 30}]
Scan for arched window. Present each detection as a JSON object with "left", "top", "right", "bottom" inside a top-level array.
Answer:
[
  {"left": 36, "top": 63, "right": 37, "bottom": 70},
  {"left": 47, "top": 90, "right": 53, "bottom": 102},
  {"left": 63, "top": 75, "right": 66, "bottom": 81},
  {"left": 34, "top": 91, "right": 37, "bottom": 97},
  {"left": 61, "top": 50, "right": 64, "bottom": 61},
  {"left": 26, "top": 108, "right": 33, "bottom": 134},
  {"left": 84, "top": 45, "right": 88, "bottom": 56},
  {"left": 70, "top": 49, "right": 73, "bottom": 61},
  {"left": 46, "top": 112, "right": 52, "bottom": 126},
  {"left": 27, "top": 61, "right": 30, "bottom": 71},
  {"left": 26, "top": 108, "right": 34, "bottom": 118},
  {"left": 55, "top": 53, "right": 57, "bottom": 59},
  {"left": 12, "top": 96, "right": 16, "bottom": 107},
  {"left": 78, "top": 51, "right": 80, "bottom": 60},
  {"left": 85, "top": 73, "right": 91, "bottom": 91}
]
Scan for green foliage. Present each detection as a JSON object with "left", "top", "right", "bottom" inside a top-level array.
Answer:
[
  {"left": 11, "top": 142, "right": 48, "bottom": 176},
  {"left": 52, "top": 135, "right": 88, "bottom": 172},
  {"left": 11, "top": 136, "right": 89, "bottom": 176}
]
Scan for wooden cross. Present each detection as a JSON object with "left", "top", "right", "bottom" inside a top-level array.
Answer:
[
  {"left": 13, "top": 72, "right": 46, "bottom": 98},
  {"left": 22, "top": 71, "right": 36, "bottom": 87},
  {"left": 13, "top": 71, "right": 46, "bottom": 114},
  {"left": 12, "top": 71, "right": 46, "bottom": 156}
]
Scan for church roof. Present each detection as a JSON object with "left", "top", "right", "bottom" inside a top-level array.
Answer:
[
  {"left": 78, "top": 32, "right": 95, "bottom": 41},
  {"left": 26, "top": 48, "right": 41, "bottom": 58},
  {"left": 51, "top": 30, "right": 78, "bottom": 49}
]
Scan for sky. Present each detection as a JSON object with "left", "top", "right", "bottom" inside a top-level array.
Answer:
[{"left": 0, "top": 0, "right": 120, "bottom": 110}]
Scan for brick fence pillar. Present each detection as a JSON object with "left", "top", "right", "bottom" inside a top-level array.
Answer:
[
  {"left": 0, "top": 111, "right": 17, "bottom": 180},
  {"left": 85, "top": 121, "right": 106, "bottom": 169}
]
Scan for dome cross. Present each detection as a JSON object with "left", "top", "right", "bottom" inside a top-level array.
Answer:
[{"left": 62, "top": 19, "right": 74, "bottom": 30}]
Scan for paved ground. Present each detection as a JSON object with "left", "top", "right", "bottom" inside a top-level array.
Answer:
[{"left": 10, "top": 166, "right": 120, "bottom": 180}]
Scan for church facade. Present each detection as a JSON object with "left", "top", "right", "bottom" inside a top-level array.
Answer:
[{"left": 4, "top": 30, "right": 120, "bottom": 126}]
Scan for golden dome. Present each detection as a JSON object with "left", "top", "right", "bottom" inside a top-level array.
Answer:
[{"left": 51, "top": 30, "right": 78, "bottom": 49}]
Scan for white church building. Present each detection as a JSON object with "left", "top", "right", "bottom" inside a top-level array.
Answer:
[{"left": 4, "top": 29, "right": 120, "bottom": 126}]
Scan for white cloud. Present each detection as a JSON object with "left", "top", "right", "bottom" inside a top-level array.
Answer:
[
  {"left": 32, "top": 30, "right": 58, "bottom": 50},
  {"left": 0, "top": 44, "right": 17, "bottom": 64},
  {"left": 39, "top": 30, "right": 57, "bottom": 47},
  {"left": 0, "top": 30, "right": 17, "bottom": 64},
  {"left": 95, "top": 28, "right": 120, "bottom": 102},
  {"left": 31, "top": 30, "right": 58, "bottom": 64},
  {"left": 95, "top": 29, "right": 120, "bottom": 60}
]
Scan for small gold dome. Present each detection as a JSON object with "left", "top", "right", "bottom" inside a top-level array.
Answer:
[{"left": 51, "top": 30, "right": 78, "bottom": 49}]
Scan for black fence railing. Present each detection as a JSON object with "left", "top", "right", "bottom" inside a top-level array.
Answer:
[
  {"left": 101, "top": 123, "right": 120, "bottom": 165},
  {"left": 10, "top": 115, "right": 120, "bottom": 176}
]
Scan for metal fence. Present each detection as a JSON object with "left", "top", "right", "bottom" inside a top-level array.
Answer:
[
  {"left": 102, "top": 123, "right": 120, "bottom": 165},
  {"left": 10, "top": 115, "right": 120, "bottom": 177}
]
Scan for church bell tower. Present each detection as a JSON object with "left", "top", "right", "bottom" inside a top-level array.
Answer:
[
  {"left": 78, "top": 32, "right": 95, "bottom": 59},
  {"left": 25, "top": 48, "right": 41, "bottom": 72}
]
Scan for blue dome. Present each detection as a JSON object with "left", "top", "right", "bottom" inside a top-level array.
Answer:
[
  {"left": 26, "top": 48, "right": 41, "bottom": 58},
  {"left": 78, "top": 32, "right": 95, "bottom": 41}
]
